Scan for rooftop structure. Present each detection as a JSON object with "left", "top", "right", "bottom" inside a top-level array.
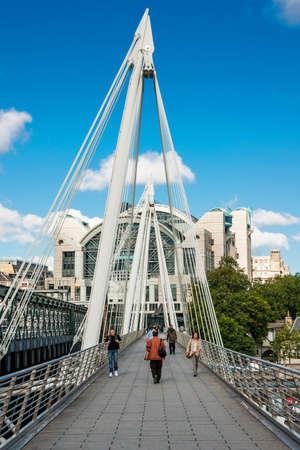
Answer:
[{"left": 252, "top": 250, "right": 290, "bottom": 283}]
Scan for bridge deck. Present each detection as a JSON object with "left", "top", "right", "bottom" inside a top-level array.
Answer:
[{"left": 26, "top": 338, "right": 288, "bottom": 450}]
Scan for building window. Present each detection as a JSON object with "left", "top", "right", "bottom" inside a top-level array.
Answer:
[
  {"left": 86, "top": 286, "right": 91, "bottom": 301},
  {"left": 174, "top": 303, "right": 181, "bottom": 311},
  {"left": 154, "top": 284, "right": 159, "bottom": 302},
  {"left": 171, "top": 284, "right": 177, "bottom": 301},
  {"left": 75, "top": 286, "right": 80, "bottom": 301},
  {"left": 146, "top": 286, "right": 149, "bottom": 302},
  {"left": 62, "top": 251, "right": 75, "bottom": 277}
]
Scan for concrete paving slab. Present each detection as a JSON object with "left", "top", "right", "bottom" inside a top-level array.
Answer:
[{"left": 25, "top": 337, "right": 289, "bottom": 450}]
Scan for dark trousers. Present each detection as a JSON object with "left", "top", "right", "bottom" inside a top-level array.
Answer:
[
  {"left": 150, "top": 360, "right": 163, "bottom": 381},
  {"left": 108, "top": 349, "right": 118, "bottom": 372},
  {"left": 169, "top": 342, "right": 176, "bottom": 354}
]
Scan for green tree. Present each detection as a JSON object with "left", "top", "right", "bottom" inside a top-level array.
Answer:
[
  {"left": 208, "top": 257, "right": 251, "bottom": 299},
  {"left": 189, "top": 257, "right": 300, "bottom": 356},
  {"left": 227, "top": 291, "right": 270, "bottom": 346},
  {"left": 218, "top": 314, "right": 256, "bottom": 355},
  {"left": 206, "top": 257, "right": 270, "bottom": 352},
  {"left": 272, "top": 325, "right": 300, "bottom": 363},
  {"left": 253, "top": 275, "right": 300, "bottom": 321}
]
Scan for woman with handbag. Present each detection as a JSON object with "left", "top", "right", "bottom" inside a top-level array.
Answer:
[
  {"left": 186, "top": 332, "right": 201, "bottom": 377},
  {"left": 146, "top": 329, "right": 166, "bottom": 384}
]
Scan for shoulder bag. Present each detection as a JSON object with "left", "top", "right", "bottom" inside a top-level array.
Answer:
[{"left": 158, "top": 339, "right": 167, "bottom": 358}]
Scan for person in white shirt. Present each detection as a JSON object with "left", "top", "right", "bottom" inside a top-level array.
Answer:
[{"left": 186, "top": 332, "right": 201, "bottom": 377}]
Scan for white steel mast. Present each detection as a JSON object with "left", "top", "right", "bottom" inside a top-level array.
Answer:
[{"left": 82, "top": 10, "right": 154, "bottom": 348}]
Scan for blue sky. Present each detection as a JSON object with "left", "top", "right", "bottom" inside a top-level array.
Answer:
[{"left": 0, "top": 0, "right": 300, "bottom": 272}]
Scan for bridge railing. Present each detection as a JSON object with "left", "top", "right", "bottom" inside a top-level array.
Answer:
[
  {"left": 0, "top": 284, "right": 86, "bottom": 341},
  {"left": 0, "top": 330, "right": 143, "bottom": 448},
  {"left": 177, "top": 332, "right": 300, "bottom": 441}
]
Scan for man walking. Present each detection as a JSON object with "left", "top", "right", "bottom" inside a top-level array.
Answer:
[
  {"left": 105, "top": 328, "right": 122, "bottom": 377},
  {"left": 146, "top": 329, "right": 166, "bottom": 383},
  {"left": 167, "top": 325, "right": 177, "bottom": 355}
]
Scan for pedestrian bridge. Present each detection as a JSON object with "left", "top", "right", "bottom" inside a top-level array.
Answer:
[{"left": 0, "top": 333, "right": 298, "bottom": 450}]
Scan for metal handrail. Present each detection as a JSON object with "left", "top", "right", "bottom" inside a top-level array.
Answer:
[
  {"left": 0, "top": 330, "right": 143, "bottom": 447},
  {"left": 177, "top": 332, "right": 300, "bottom": 442}
]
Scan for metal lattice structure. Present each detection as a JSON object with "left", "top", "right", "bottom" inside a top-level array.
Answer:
[
  {"left": 0, "top": 285, "right": 86, "bottom": 373},
  {"left": 0, "top": 286, "right": 85, "bottom": 342}
]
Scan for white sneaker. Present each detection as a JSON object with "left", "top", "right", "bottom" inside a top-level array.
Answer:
[
  {"left": 114, "top": 371, "right": 118, "bottom": 377},
  {"left": 109, "top": 372, "right": 113, "bottom": 377}
]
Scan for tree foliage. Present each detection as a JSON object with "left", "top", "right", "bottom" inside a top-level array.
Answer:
[
  {"left": 252, "top": 275, "right": 300, "bottom": 321},
  {"left": 206, "top": 257, "right": 270, "bottom": 354},
  {"left": 272, "top": 325, "right": 300, "bottom": 363},
  {"left": 217, "top": 314, "right": 256, "bottom": 355},
  {"left": 189, "top": 257, "right": 300, "bottom": 356}
]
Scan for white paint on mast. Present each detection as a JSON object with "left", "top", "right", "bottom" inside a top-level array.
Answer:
[{"left": 82, "top": 10, "right": 153, "bottom": 349}]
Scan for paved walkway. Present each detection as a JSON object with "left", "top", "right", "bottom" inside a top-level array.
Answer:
[{"left": 26, "top": 338, "right": 289, "bottom": 450}]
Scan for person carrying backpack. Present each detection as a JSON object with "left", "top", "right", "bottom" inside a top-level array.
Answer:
[{"left": 146, "top": 329, "right": 166, "bottom": 384}]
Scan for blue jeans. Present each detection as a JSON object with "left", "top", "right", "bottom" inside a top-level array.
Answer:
[{"left": 108, "top": 349, "right": 118, "bottom": 372}]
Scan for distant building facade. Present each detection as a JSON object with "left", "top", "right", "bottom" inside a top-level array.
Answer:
[
  {"left": 231, "top": 208, "right": 252, "bottom": 279},
  {"left": 252, "top": 250, "right": 290, "bottom": 283},
  {"left": 0, "top": 258, "right": 51, "bottom": 289},
  {"left": 46, "top": 203, "right": 254, "bottom": 313},
  {"left": 197, "top": 207, "right": 252, "bottom": 279},
  {"left": 47, "top": 205, "right": 215, "bottom": 317},
  {"left": 197, "top": 208, "right": 237, "bottom": 267}
]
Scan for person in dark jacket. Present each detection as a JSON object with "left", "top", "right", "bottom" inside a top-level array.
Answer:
[
  {"left": 167, "top": 325, "right": 177, "bottom": 355},
  {"left": 105, "top": 328, "right": 122, "bottom": 377},
  {"left": 146, "top": 329, "right": 166, "bottom": 384}
]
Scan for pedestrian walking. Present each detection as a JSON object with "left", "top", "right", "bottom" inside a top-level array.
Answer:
[
  {"left": 186, "top": 332, "right": 201, "bottom": 377},
  {"left": 105, "top": 328, "right": 122, "bottom": 377},
  {"left": 167, "top": 324, "right": 177, "bottom": 354},
  {"left": 146, "top": 329, "right": 166, "bottom": 384}
]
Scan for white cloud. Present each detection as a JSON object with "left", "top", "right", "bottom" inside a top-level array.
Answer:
[
  {"left": 80, "top": 151, "right": 195, "bottom": 191},
  {"left": 273, "top": 0, "right": 300, "bottom": 26},
  {"left": 253, "top": 209, "right": 300, "bottom": 226},
  {"left": 0, "top": 108, "right": 32, "bottom": 154},
  {"left": 252, "top": 225, "right": 289, "bottom": 250},
  {"left": 292, "top": 233, "right": 300, "bottom": 242},
  {"left": 67, "top": 209, "right": 102, "bottom": 228},
  {"left": 0, "top": 204, "right": 101, "bottom": 245},
  {"left": 45, "top": 256, "right": 54, "bottom": 271},
  {"left": 222, "top": 195, "right": 238, "bottom": 209},
  {"left": 0, "top": 203, "right": 43, "bottom": 244}
]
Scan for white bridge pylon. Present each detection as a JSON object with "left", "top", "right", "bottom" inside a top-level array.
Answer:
[
  {"left": 0, "top": 8, "right": 222, "bottom": 362},
  {"left": 82, "top": 9, "right": 222, "bottom": 349},
  {"left": 122, "top": 183, "right": 178, "bottom": 335}
]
